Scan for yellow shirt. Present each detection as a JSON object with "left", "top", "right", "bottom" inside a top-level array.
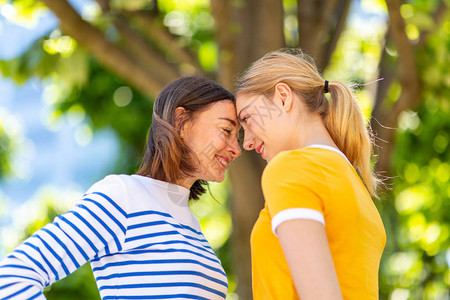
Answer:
[{"left": 251, "top": 146, "right": 386, "bottom": 300}]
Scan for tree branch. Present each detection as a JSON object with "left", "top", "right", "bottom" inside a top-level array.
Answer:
[
  {"left": 418, "top": 0, "right": 448, "bottom": 46},
  {"left": 297, "top": 0, "right": 349, "bottom": 70},
  {"left": 297, "top": 0, "right": 323, "bottom": 57},
  {"left": 41, "top": 0, "right": 167, "bottom": 99},
  {"left": 94, "top": 0, "right": 109, "bottom": 12},
  {"left": 112, "top": 13, "right": 180, "bottom": 85},
  {"left": 211, "top": 0, "right": 234, "bottom": 89},
  {"left": 372, "top": 30, "right": 396, "bottom": 119},
  {"left": 150, "top": 0, "right": 159, "bottom": 16},
  {"left": 372, "top": 0, "right": 422, "bottom": 175},
  {"left": 385, "top": 0, "right": 421, "bottom": 121},
  {"left": 320, "top": 0, "right": 351, "bottom": 71},
  {"left": 124, "top": 10, "right": 204, "bottom": 76}
]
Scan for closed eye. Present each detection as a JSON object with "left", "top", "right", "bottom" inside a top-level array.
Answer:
[
  {"left": 222, "top": 128, "right": 232, "bottom": 135},
  {"left": 241, "top": 115, "right": 250, "bottom": 123}
]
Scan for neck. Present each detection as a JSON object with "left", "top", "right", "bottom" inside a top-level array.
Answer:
[
  {"left": 294, "top": 114, "right": 337, "bottom": 149},
  {"left": 176, "top": 177, "right": 196, "bottom": 190}
]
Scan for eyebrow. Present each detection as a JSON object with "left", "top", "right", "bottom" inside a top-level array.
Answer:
[{"left": 219, "top": 117, "right": 238, "bottom": 127}]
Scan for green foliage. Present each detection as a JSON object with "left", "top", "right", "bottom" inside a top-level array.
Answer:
[
  {"left": 0, "top": 107, "right": 27, "bottom": 179},
  {"left": 325, "top": 1, "right": 450, "bottom": 298},
  {"left": 57, "top": 58, "right": 154, "bottom": 174},
  {"left": 0, "top": 39, "right": 56, "bottom": 84},
  {"left": 377, "top": 3, "right": 450, "bottom": 298},
  {"left": 0, "top": 0, "right": 46, "bottom": 28},
  {"left": 157, "top": 0, "right": 217, "bottom": 72},
  {"left": 379, "top": 103, "right": 450, "bottom": 300},
  {"left": 0, "top": 35, "right": 153, "bottom": 174},
  {"left": 0, "top": 117, "right": 15, "bottom": 177},
  {"left": 2, "top": 0, "right": 450, "bottom": 299},
  {"left": 44, "top": 264, "right": 99, "bottom": 300}
]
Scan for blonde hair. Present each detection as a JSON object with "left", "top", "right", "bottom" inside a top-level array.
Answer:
[{"left": 236, "top": 49, "right": 379, "bottom": 196}]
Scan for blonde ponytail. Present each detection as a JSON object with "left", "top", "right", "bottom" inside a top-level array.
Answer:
[
  {"left": 325, "top": 81, "right": 377, "bottom": 196},
  {"left": 236, "top": 49, "right": 379, "bottom": 196}
]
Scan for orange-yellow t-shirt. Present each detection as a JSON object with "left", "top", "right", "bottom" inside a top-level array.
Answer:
[{"left": 251, "top": 146, "right": 386, "bottom": 300}]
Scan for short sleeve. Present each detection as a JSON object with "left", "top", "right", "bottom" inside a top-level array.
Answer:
[{"left": 261, "top": 151, "right": 327, "bottom": 235}]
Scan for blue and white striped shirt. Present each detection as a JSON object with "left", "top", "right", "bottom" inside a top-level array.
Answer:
[{"left": 0, "top": 175, "right": 228, "bottom": 299}]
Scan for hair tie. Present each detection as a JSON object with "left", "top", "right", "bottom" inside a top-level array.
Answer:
[{"left": 324, "top": 80, "right": 329, "bottom": 94}]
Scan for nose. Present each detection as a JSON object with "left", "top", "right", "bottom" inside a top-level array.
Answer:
[
  {"left": 228, "top": 137, "right": 242, "bottom": 158},
  {"left": 242, "top": 130, "right": 256, "bottom": 151}
]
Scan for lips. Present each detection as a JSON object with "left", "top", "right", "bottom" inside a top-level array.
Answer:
[
  {"left": 256, "top": 143, "right": 265, "bottom": 158},
  {"left": 255, "top": 143, "right": 263, "bottom": 153},
  {"left": 215, "top": 155, "right": 231, "bottom": 169}
]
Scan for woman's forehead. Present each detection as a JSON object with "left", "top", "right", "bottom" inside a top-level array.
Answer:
[
  {"left": 200, "top": 100, "right": 238, "bottom": 121},
  {"left": 236, "top": 94, "right": 270, "bottom": 117}
]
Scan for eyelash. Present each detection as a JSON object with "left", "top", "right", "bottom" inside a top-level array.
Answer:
[
  {"left": 222, "top": 128, "right": 232, "bottom": 135},
  {"left": 241, "top": 115, "right": 250, "bottom": 123},
  {"left": 224, "top": 128, "right": 243, "bottom": 143}
]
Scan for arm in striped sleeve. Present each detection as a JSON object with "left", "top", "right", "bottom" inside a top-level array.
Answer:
[{"left": 0, "top": 175, "right": 128, "bottom": 299}]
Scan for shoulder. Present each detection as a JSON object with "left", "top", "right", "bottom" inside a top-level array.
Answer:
[
  {"left": 86, "top": 174, "right": 131, "bottom": 195},
  {"left": 190, "top": 214, "right": 202, "bottom": 233},
  {"left": 262, "top": 149, "right": 324, "bottom": 185},
  {"left": 261, "top": 149, "right": 338, "bottom": 206},
  {"left": 261, "top": 150, "right": 330, "bottom": 221},
  {"left": 263, "top": 147, "right": 349, "bottom": 177},
  {"left": 82, "top": 174, "right": 139, "bottom": 214}
]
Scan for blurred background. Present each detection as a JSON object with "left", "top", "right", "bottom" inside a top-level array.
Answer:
[{"left": 0, "top": 0, "right": 449, "bottom": 299}]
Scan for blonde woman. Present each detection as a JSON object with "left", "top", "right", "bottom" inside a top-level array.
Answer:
[{"left": 235, "top": 50, "right": 386, "bottom": 299}]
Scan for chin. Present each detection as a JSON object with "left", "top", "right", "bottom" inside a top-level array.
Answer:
[
  {"left": 198, "top": 172, "right": 224, "bottom": 183},
  {"left": 207, "top": 171, "right": 225, "bottom": 183},
  {"left": 264, "top": 151, "right": 277, "bottom": 162},
  {"left": 212, "top": 174, "right": 225, "bottom": 183}
]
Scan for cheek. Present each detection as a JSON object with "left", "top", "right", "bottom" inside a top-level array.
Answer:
[
  {"left": 189, "top": 128, "right": 222, "bottom": 158},
  {"left": 247, "top": 120, "right": 267, "bottom": 139},
  {"left": 208, "top": 133, "right": 229, "bottom": 154},
  {"left": 184, "top": 132, "right": 205, "bottom": 157}
]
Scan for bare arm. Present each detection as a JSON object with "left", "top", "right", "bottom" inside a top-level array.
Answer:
[{"left": 277, "top": 219, "right": 343, "bottom": 300}]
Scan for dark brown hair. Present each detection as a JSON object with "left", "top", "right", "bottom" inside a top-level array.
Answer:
[{"left": 136, "top": 76, "right": 235, "bottom": 200}]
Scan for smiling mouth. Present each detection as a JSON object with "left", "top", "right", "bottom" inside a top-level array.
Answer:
[
  {"left": 256, "top": 143, "right": 265, "bottom": 158},
  {"left": 215, "top": 155, "right": 230, "bottom": 169}
]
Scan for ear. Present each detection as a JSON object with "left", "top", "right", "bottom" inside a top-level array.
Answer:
[
  {"left": 174, "top": 107, "right": 188, "bottom": 134},
  {"left": 274, "top": 83, "right": 294, "bottom": 112}
]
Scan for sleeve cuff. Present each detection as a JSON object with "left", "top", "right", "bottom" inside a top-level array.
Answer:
[{"left": 271, "top": 208, "right": 325, "bottom": 236}]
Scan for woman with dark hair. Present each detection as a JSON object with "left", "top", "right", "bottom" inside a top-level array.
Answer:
[{"left": 0, "top": 77, "right": 241, "bottom": 299}]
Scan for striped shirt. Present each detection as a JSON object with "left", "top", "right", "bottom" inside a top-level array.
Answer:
[{"left": 0, "top": 175, "right": 228, "bottom": 299}]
